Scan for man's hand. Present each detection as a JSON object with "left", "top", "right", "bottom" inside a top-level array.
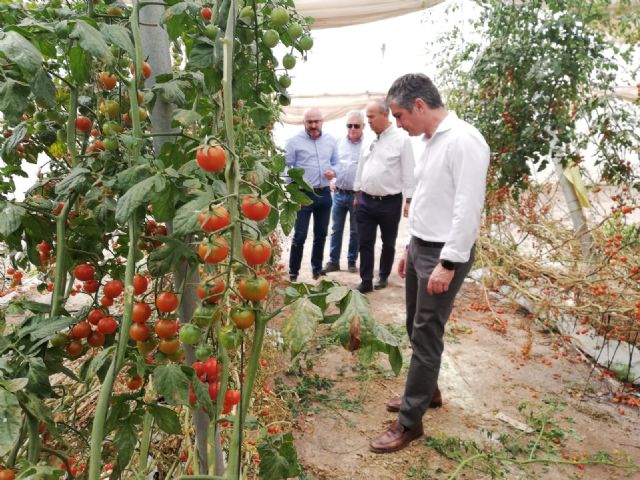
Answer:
[
  {"left": 324, "top": 169, "right": 335, "bottom": 181},
  {"left": 330, "top": 183, "right": 337, "bottom": 192},
  {"left": 398, "top": 247, "right": 408, "bottom": 279},
  {"left": 403, "top": 200, "right": 410, "bottom": 218},
  {"left": 427, "top": 263, "right": 454, "bottom": 295}
]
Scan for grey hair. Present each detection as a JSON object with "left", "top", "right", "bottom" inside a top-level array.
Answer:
[
  {"left": 368, "top": 98, "right": 389, "bottom": 114},
  {"left": 386, "top": 73, "right": 444, "bottom": 111},
  {"left": 345, "top": 110, "right": 364, "bottom": 123}
]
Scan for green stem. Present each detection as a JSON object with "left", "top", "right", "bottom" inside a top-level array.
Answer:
[
  {"left": 25, "top": 412, "right": 41, "bottom": 464},
  {"left": 51, "top": 196, "right": 76, "bottom": 317},
  {"left": 66, "top": 88, "right": 78, "bottom": 166},
  {"left": 175, "top": 476, "right": 226, "bottom": 480},
  {"left": 138, "top": 411, "right": 153, "bottom": 472},
  {"left": 528, "top": 414, "right": 548, "bottom": 460},
  {"left": 7, "top": 417, "right": 26, "bottom": 468},
  {"left": 447, "top": 453, "right": 486, "bottom": 480}
]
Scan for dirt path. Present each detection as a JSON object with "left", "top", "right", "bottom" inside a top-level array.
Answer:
[{"left": 285, "top": 217, "right": 640, "bottom": 479}]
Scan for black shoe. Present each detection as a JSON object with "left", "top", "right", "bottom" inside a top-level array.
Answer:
[
  {"left": 289, "top": 274, "right": 298, "bottom": 282},
  {"left": 347, "top": 263, "right": 358, "bottom": 273},
  {"left": 312, "top": 270, "right": 327, "bottom": 280},
  {"left": 374, "top": 278, "right": 388, "bottom": 290},
  {"left": 356, "top": 282, "right": 373, "bottom": 293},
  {"left": 324, "top": 262, "right": 340, "bottom": 273}
]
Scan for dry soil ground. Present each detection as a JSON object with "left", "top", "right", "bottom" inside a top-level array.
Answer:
[{"left": 284, "top": 216, "right": 640, "bottom": 480}]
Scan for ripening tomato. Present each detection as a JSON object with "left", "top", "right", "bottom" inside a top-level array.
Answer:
[
  {"left": 137, "top": 338, "right": 157, "bottom": 355},
  {"left": 155, "top": 319, "right": 178, "bottom": 339},
  {"left": 242, "top": 239, "right": 272, "bottom": 266},
  {"left": 130, "top": 62, "right": 152, "bottom": 79},
  {"left": 241, "top": 195, "right": 271, "bottom": 221},
  {"left": 126, "top": 375, "right": 144, "bottom": 390},
  {"left": 100, "top": 296, "right": 113, "bottom": 307},
  {"left": 87, "top": 330, "right": 106, "bottom": 348},
  {"left": 199, "top": 206, "right": 230, "bottom": 232},
  {"left": 83, "top": 279, "right": 100, "bottom": 294},
  {"left": 87, "top": 309, "right": 106, "bottom": 325},
  {"left": 197, "top": 278, "right": 225, "bottom": 304},
  {"left": 158, "top": 337, "right": 180, "bottom": 355},
  {"left": 37, "top": 240, "right": 51, "bottom": 253},
  {"left": 238, "top": 277, "right": 270, "bottom": 302},
  {"left": 208, "top": 381, "right": 220, "bottom": 400},
  {"left": 200, "top": 6, "right": 213, "bottom": 21},
  {"left": 75, "top": 116, "right": 92, "bottom": 132},
  {"left": 132, "top": 302, "right": 152, "bottom": 323},
  {"left": 156, "top": 291, "right": 179, "bottom": 313},
  {"left": 196, "top": 145, "right": 226, "bottom": 173},
  {"left": 66, "top": 340, "right": 83, "bottom": 357},
  {"left": 230, "top": 307, "right": 256, "bottom": 330},
  {"left": 0, "top": 470, "right": 16, "bottom": 480},
  {"left": 129, "top": 322, "right": 151, "bottom": 342},
  {"left": 104, "top": 279, "right": 124, "bottom": 298},
  {"left": 97, "top": 316, "right": 118, "bottom": 335},
  {"left": 71, "top": 321, "right": 92, "bottom": 339},
  {"left": 97, "top": 71, "right": 117, "bottom": 90},
  {"left": 224, "top": 389, "right": 241, "bottom": 406},
  {"left": 133, "top": 274, "right": 148, "bottom": 295},
  {"left": 74, "top": 263, "right": 95, "bottom": 281},
  {"left": 198, "top": 236, "right": 229, "bottom": 264}
]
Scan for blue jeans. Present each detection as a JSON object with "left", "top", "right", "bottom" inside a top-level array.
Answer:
[
  {"left": 289, "top": 187, "right": 333, "bottom": 276},
  {"left": 329, "top": 190, "right": 358, "bottom": 266}
]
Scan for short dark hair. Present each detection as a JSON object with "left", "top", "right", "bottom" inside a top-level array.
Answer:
[{"left": 386, "top": 73, "right": 444, "bottom": 111}]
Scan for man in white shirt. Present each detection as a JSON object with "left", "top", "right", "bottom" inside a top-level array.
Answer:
[
  {"left": 369, "top": 74, "right": 489, "bottom": 453},
  {"left": 353, "top": 99, "right": 415, "bottom": 293}
]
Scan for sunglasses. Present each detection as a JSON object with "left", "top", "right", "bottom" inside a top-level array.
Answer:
[{"left": 346, "top": 124, "right": 362, "bottom": 129}]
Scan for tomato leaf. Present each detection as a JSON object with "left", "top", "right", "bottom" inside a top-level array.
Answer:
[
  {"left": 68, "top": 44, "right": 91, "bottom": 84},
  {"left": 257, "top": 432, "right": 300, "bottom": 479},
  {"left": 325, "top": 285, "right": 351, "bottom": 305},
  {"left": 0, "top": 378, "right": 28, "bottom": 393},
  {"left": 55, "top": 167, "right": 93, "bottom": 197},
  {"left": 172, "top": 193, "right": 211, "bottom": 236},
  {"left": 114, "top": 422, "right": 138, "bottom": 470},
  {"left": 105, "top": 399, "right": 129, "bottom": 435},
  {"left": 149, "top": 181, "right": 179, "bottom": 222},
  {"left": 0, "top": 389, "right": 21, "bottom": 457},
  {"left": 147, "top": 404, "right": 182, "bottom": 435},
  {"left": 172, "top": 108, "right": 202, "bottom": 127},
  {"left": 80, "top": 346, "right": 115, "bottom": 383},
  {"left": 115, "top": 164, "right": 153, "bottom": 192},
  {"left": 153, "top": 364, "right": 190, "bottom": 405},
  {"left": 148, "top": 236, "right": 199, "bottom": 277},
  {"left": 282, "top": 297, "right": 322, "bottom": 357},
  {"left": 17, "top": 315, "right": 76, "bottom": 341},
  {"left": 15, "top": 465, "right": 64, "bottom": 480},
  {"left": 26, "top": 357, "right": 51, "bottom": 396},
  {"left": 69, "top": 20, "right": 114, "bottom": 64},
  {"left": 0, "top": 31, "right": 43, "bottom": 74},
  {"left": 99, "top": 23, "right": 134, "bottom": 55},
  {"left": 115, "top": 174, "right": 165, "bottom": 223},
  {"left": 0, "top": 79, "right": 31, "bottom": 125},
  {"left": 0, "top": 201, "right": 26, "bottom": 237},
  {"left": 30, "top": 68, "right": 56, "bottom": 107},
  {"left": 153, "top": 79, "right": 187, "bottom": 107},
  {"left": 279, "top": 201, "right": 298, "bottom": 236}
]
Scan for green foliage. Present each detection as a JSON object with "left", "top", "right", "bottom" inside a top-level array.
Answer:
[{"left": 258, "top": 432, "right": 301, "bottom": 479}]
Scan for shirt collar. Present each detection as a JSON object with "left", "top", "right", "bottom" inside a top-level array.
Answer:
[
  {"left": 422, "top": 111, "right": 457, "bottom": 142},
  {"left": 377, "top": 123, "right": 393, "bottom": 139}
]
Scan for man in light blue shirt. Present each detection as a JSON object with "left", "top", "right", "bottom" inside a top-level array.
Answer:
[
  {"left": 325, "top": 110, "right": 364, "bottom": 274},
  {"left": 285, "top": 108, "right": 338, "bottom": 281}
]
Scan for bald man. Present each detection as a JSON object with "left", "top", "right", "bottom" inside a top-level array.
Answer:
[{"left": 285, "top": 108, "right": 338, "bottom": 281}]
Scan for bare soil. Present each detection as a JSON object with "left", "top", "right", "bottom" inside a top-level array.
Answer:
[{"left": 286, "top": 217, "right": 640, "bottom": 480}]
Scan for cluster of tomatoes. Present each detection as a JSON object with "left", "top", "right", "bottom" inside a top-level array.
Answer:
[
  {"left": 37, "top": 240, "right": 53, "bottom": 265},
  {"left": 189, "top": 357, "right": 242, "bottom": 413},
  {"left": 4, "top": 268, "right": 23, "bottom": 288}
]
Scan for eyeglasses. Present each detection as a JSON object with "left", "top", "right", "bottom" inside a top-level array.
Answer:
[{"left": 346, "top": 124, "right": 362, "bottom": 129}]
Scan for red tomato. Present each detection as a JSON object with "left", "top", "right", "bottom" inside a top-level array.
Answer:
[
  {"left": 0, "top": 470, "right": 16, "bottom": 480},
  {"left": 37, "top": 241, "right": 51, "bottom": 253},
  {"left": 83, "top": 279, "right": 100, "bottom": 294},
  {"left": 199, "top": 206, "right": 230, "bottom": 232},
  {"left": 196, "top": 145, "right": 226, "bottom": 173},
  {"left": 129, "top": 322, "right": 151, "bottom": 342},
  {"left": 74, "top": 263, "right": 95, "bottom": 281},
  {"left": 200, "top": 6, "right": 212, "bottom": 21},
  {"left": 6, "top": 267, "right": 15, "bottom": 275},
  {"left": 130, "top": 62, "right": 152, "bottom": 79},
  {"left": 192, "top": 361, "right": 206, "bottom": 379},
  {"left": 97, "top": 72, "right": 117, "bottom": 90},
  {"left": 197, "top": 278, "right": 225, "bottom": 304},
  {"left": 104, "top": 279, "right": 124, "bottom": 298},
  {"left": 133, "top": 274, "right": 148, "bottom": 295},
  {"left": 100, "top": 296, "right": 113, "bottom": 307},
  {"left": 204, "top": 357, "right": 220, "bottom": 380},
  {"left": 126, "top": 375, "right": 144, "bottom": 390},
  {"left": 71, "top": 321, "right": 91, "bottom": 339},
  {"left": 208, "top": 381, "right": 220, "bottom": 400},
  {"left": 156, "top": 291, "right": 179, "bottom": 313},
  {"left": 87, "top": 309, "right": 106, "bottom": 325},
  {"left": 97, "top": 316, "right": 118, "bottom": 335},
  {"left": 241, "top": 195, "right": 271, "bottom": 221},
  {"left": 75, "top": 116, "right": 92, "bottom": 132},
  {"left": 238, "top": 277, "right": 270, "bottom": 302},
  {"left": 242, "top": 239, "right": 272, "bottom": 266},
  {"left": 230, "top": 307, "right": 256, "bottom": 330},
  {"left": 224, "top": 389, "right": 241, "bottom": 406},
  {"left": 132, "top": 302, "right": 152, "bottom": 323},
  {"left": 198, "top": 236, "right": 229, "bottom": 264},
  {"left": 155, "top": 319, "right": 178, "bottom": 339},
  {"left": 66, "top": 340, "right": 83, "bottom": 357},
  {"left": 87, "top": 330, "right": 106, "bottom": 348}
]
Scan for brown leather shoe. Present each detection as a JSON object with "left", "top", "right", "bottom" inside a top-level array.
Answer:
[
  {"left": 369, "top": 420, "right": 423, "bottom": 453},
  {"left": 386, "top": 387, "right": 442, "bottom": 412}
]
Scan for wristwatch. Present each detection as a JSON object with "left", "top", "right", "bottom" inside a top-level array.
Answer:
[{"left": 439, "top": 259, "right": 456, "bottom": 270}]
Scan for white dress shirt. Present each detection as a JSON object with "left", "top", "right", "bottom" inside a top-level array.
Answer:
[
  {"left": 354, "top": 124, "right": 415, "bottom": 198},
  {"left": 409, "top": 111, "right": 490, "bottom": 263}
]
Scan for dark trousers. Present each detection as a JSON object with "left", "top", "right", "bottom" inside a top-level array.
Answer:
[
  {"left": 398, "top": 239, "right": 475, "bottom": 430},
  {"left": 328, "top": 190, "right": 358, "bottom": 266},
  {"left": 289, "top": 187, "right": 332, "bottom": 276},
  {"left": 356, "top": 192, "right": 403, "bottom": 285}
]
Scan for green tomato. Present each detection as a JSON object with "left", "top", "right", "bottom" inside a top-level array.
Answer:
[
  {"left": 288, "top": 22, "right": 303, "bottom": 39},
  {"left": 298, "top": 35, "right": 313, "bottom": 51},
  {"left": 102, "top": 121, "right": 122, "bottom": 136},
  {"left": 282, "top": 54, "right": 296, "bottom": 70},
  {"left": 103, "top": 137, "right": 118, "bottom": 151},
  {"left": 205, "top": 24, "right": 219, "bottom": 40},
  {"left": 33, "top": 111, "right": 46, "bottom": 122},
  {"left": 179, "top": 324, "right": 202, "bottom": 345},
  {"left": 50, "top": 333, "right": 68, "bottom": 348},
  {"left": 279, "top": 94, "right": 291, "bottom": 106},
  {"left": 237, "top": 27, "right": 255, "bottom": 45},
  {"left": 278, "top": 74, "right": 292, "bottom": 88},
  {"left": 239, "top": 5, "right": 255, "bottom": 19},
  {"left": 192, "top": 305, "right": 219, "bottom": 328},
  {"left": 262, "top": 29, "right": 280, "bottom": 48},
  {"left": 270, "top": 6, "right": 289, "bottom": 26},
  {"left": 195, "top": 345, "right": 214, "bottom": 361},
  {"left": 219, "top": 325, "right": 241, "bottom": 350},
  {"left": 56, "top": 129, "right": 67, "bottom": 143}
]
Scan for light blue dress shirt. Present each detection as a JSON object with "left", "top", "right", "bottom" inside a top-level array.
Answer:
[
  {"left": 334, "top": 136, "right": 361, "bottom": 190},
  {"left": 285, "top": 130, "right": 338, "bottom": 188}
]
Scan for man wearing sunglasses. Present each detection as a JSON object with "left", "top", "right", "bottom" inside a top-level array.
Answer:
[
  {"left": 325, "top": 111, "right": 365, "bottom": 274},
  {"left": 353, "top": 99, "right": 415, "bottom": 293},
  {"left": 285, "top": 107, "right": 338, "bottom": 282}
]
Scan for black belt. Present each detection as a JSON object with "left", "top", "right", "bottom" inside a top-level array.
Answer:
[
  {"left": 413, "top": 237, "right": 445, "bottom": 248},
  {"left": 313, "top": 186, "right": 330, "bottom": 192},
  {"left": 336, "top": 187, "right": 355, "bottom": 194},
  {"left": 362, "top": 192, "right": 402, "bottom": 201}
]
